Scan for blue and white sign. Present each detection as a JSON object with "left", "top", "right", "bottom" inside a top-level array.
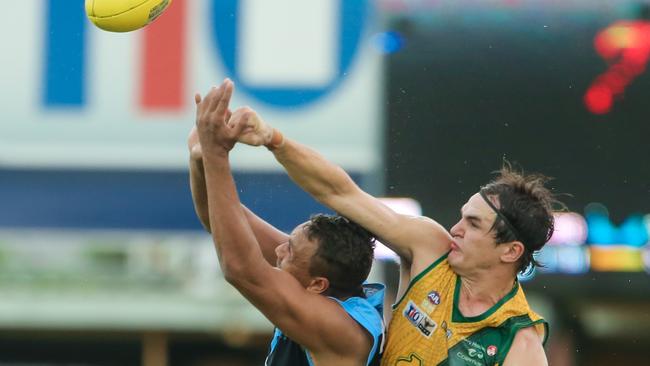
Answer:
[
  {"left": 211, "top": 0, "right": 371, "bottom": 108},
  {"left": 0, "top": 0, "right": 381, "bottom": 171}
]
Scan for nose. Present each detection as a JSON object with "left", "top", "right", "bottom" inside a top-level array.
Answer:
[{"left": 450, "top": 220, "right": 463, "bottom": 238}]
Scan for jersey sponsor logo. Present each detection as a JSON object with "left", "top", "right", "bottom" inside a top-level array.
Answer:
[
  {"left": 403, "top": 301, "right": 437, "bottom": 337},
  {"left": 446, "top": 329, "right": 453, "bottom": 339},
  {"left": 395, "top": 352, "right": 423, "bottom": 366},
  {"left": 454, "top": 339, "right": 486, "bottom": 365},
  {"left": 427, "top": 290, "right": 441, "bottom": 305},
  {"left": 487, "top": 345, "right": 497, "bottom": 356},
  {"left": 462, "top": 339, "right": 485, "bottom": 350},
  {"left": 441, "top": 320, "right": 453, "bottom": 339},
  {"left": 467, "top": 348, "right": 484, "bottom": 359},
  {"left": 455, "top": 351, "right": 483, "bottom": 366}
]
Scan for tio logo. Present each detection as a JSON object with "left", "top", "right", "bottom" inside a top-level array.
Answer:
[
  {"left": 43, "top": 0, "right": 370, "bottom": 111},
  {"left": 584, "top": 21, "right": 650, "bottom": 115}
]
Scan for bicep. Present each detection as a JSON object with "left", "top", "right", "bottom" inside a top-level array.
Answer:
[{"left": 326, "top": 188, "right": 452, "bottom": 262}]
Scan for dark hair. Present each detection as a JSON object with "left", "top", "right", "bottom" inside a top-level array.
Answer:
[
  {"left": 480, "top": 163, "right": 563, "bottom": 273},
  {"left": 305, "top": 214, "right": 376, "bottom": 298}
]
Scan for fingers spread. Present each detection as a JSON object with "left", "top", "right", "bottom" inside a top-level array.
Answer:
[
  {"left": 197, "top": 86, "right": 219, "bottom": 117},
  {"left": 206, "top": 84, "right": 224, "bottom": 113},
  {"left": 214, "top": 79, "right": 234, "bottom": 117}
]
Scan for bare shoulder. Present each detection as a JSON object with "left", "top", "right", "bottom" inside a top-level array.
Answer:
[
  {"left": 502, "top": 326, "right": 548, "bottom": 366},
  {"left": 409, "top": 215, "right": 451, "bottom": 245},
  {"left": 312, "top": 300, "right": 375, "bottom": 362},
  {"left": 397, "top": 215, "right": 452, "bottom": 268}
]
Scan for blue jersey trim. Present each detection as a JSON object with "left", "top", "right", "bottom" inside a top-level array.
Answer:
[{"left": 332, "top": 283, "right": 385, "bottom": 365}]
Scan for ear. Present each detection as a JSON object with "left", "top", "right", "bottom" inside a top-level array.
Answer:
[
  {"left": 306, "top": 276, "right": 330, "bottom": 295},
  {"left": 500, "top": 241, "right": 525, "bottom": 264}
]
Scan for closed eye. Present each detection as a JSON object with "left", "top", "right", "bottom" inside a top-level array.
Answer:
[
  {"left": 461, "top": 208, "right": 483, "bottom": 229},
  {"left": 466, "top": 216, "right": 482, "bottom": 229}
]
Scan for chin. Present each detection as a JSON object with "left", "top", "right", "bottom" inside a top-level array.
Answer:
[{"left": 447, "top": 250, "right": 462, "bottom": 267}]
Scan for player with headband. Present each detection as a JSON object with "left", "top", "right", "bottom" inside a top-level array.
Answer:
[{"left": 229, "top": 104, "right": 560, "bottom": 366}]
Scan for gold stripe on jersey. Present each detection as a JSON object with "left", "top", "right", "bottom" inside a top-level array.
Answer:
[{"left": 382, "top": 253, "right": 547, "bottom": 366}]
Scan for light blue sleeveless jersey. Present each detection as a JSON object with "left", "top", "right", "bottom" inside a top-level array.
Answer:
[{"left": 265, "top": 283, "right": 385, "bottom": 366}]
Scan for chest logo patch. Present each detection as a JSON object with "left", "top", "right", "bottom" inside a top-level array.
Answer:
[
  {"left": 441, "top": 320, "right": 453, "bottom": 339},
  {"left": 403, "top": 301, "right": 437, "bottom": 338},
  {"left": 487, "top": 345, "right": 497, "bottom": 356},
  {"left": 427, "top": 290, "right": 441, "bottom": 305}
]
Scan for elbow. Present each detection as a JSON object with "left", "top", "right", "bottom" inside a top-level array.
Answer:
[
  {"left": 221, "top": 262, "right": 250, "bottom": 286},
  {"left": 222, "top": 266, "right": 242, "bottom": 285},
  {"left": 221, "top": 256, "right": 268, "bottom": 289},
  {"left": 222, "top": 272, "right": 238, "bottom": 286}
]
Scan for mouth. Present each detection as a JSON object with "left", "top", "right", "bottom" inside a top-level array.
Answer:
[{"left": 450, "top": 241, "right": 460, "bottom": 251}]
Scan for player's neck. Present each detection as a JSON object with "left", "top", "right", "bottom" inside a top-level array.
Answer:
[{"left": 458, "top": 270, "right": 516, "bottom": 317}]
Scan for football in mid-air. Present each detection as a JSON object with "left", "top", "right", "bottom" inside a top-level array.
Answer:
[{"left": 85, "top": 0, "right": 172, "bottom": 33}]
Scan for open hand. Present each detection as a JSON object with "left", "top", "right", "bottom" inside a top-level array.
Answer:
[{"left": 195, "top": 79, "right": 245, "bottom": 156}]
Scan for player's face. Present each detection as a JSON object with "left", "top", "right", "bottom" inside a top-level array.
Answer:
[
  {"left": 274, "top": 222, "right": 319, "bottom": 288},
  {"left": 448, "top": 193, "right": 503, "bottom": 274}
]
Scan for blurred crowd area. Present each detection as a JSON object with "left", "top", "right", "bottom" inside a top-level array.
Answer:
[{"left": 1, "top": 0, "right": 649, "bottom": 365}]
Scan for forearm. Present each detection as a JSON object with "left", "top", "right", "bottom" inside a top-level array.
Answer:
[
  {"left": 270, "top": 136, "right": 450, "bottom": 262},
  {"left": 189, "top": 156, "right": 211, "bottom": 232},
  {"left": 202, "top": 152, "right": 268, "bottom": 281},
  {"left": 190, "top": 154, "right": 285, "bottom": 263},
  {"left": 271, "top": 139, "right": 358, "bottom": 204}
]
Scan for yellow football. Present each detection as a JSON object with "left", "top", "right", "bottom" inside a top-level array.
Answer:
[{"left": 85, "top": 0, "right": 172, "bottom": 32}]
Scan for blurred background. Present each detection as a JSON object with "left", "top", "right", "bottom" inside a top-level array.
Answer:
[{"left": 1, "top": 0, "right": 649, "bottom": 365}]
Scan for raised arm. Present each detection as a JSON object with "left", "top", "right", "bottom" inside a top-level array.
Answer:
[
  {"left": 230, "top": 108, "right": 452, "bottom": 265},
  {"left": 188, "top": 122, "right": 287, "bottom": 265},
  {"left": 195, "top": 80, "right": 370, "bottom": 357}
]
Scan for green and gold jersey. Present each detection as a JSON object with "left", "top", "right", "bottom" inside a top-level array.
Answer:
[{"left": 381, "top": 253, "right": 548, "bottom": 366}]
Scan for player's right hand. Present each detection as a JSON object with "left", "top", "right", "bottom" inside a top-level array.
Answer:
[{"left": 229, "top": 107, "right": 274, "bottom": 146}]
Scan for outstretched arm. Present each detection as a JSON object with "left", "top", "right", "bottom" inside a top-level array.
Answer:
[
  {"left": 188, "top": 116, "right": 287, "bottom": 265},
  {"left": 231, "top": 108, "right": 452, "bottom": 266},
  {"left": 195, "top": 80, "right": 370, "bottom": 357},
  {"left": 272, "top": 139, "right": 451, "bottom": 263}
]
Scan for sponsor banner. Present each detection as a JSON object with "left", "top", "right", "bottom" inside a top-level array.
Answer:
[{"left": 0, "top": 0, "right": 380, "bottom": 171}]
